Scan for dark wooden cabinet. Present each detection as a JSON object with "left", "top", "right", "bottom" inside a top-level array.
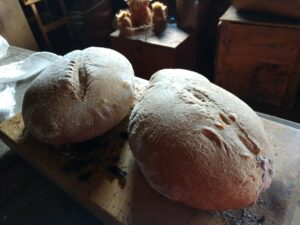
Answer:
[
  {"left": 110, "top": 25, "right": 197, "bottom": 79},
  {"left": 215, "top": 6, "right": 300, "bottom": 107}
]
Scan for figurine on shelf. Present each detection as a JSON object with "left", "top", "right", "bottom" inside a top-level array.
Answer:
[
  {"left": 116, "top": 10, "right": 134, "bottom": 36},
  {"left": 115, "top": 0, "right": 168, "bottom": 36},
  {"left": 127, "top": 0, "right": 152, "bottom": 27},
  {"left": 152, "top": 1, "right": 167, "bottom": 34}
]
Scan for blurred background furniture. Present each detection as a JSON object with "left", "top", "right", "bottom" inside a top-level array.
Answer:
[
  {"left": 215, "top": 6, "right": 300, "bottom": 108},
  {"left": 22, "top": 0, "right": 74, "bottom": 51},
  {"left": 231, "top": 0, "right": 300, "bottom": 20},
  {"left": 110, "top": 25, "right": 196, "bottom": 79},
  {"left": 20, "top": 0, "right": 116, "bottom": 53},
  {"left": 0, "top": 0, "right": 38, "bottom": 50}
]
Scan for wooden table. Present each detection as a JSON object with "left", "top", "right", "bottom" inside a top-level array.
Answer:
[{"left": 0, "top": 46, "right": 299, "bottom": 225}]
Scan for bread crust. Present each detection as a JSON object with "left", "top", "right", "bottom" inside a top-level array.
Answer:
[
  {"left": 22, "top": 47, "right": 135, "bottom": 144},
  {"left": 128, "top": 69, "right": 273, "bottom": 210}
]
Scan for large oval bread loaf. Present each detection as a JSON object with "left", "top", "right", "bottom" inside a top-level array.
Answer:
[
  {"left": 22, "top": 47, "right": 135, "bottom": 144},
  {"left": 128, "top": 69, "right": 273, "bottom": 210}
]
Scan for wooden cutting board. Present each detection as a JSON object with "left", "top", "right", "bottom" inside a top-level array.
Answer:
[{"left": 0, "top": 79, "right": 300, "bottom": 225}]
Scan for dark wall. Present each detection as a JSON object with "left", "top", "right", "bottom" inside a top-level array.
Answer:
[{"left": 196, "top": 0, "right": 231, "bottom": 80}]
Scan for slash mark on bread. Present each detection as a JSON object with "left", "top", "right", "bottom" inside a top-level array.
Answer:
[{"left": 78, "top": 66, "right": 88, "bottom": 101}]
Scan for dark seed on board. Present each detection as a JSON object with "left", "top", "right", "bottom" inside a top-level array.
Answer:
[
  {"left": 106, "top": 165, "right": 127, "bottom": 179},
  {"left": 77, "top": 171, "right": 93, "bottom": 182},
  {"left": 119, "top": 131, "right": 128, "bottom": 140},
  {"left": 257, "top": 216, "right": 265, "bottom": 224}
]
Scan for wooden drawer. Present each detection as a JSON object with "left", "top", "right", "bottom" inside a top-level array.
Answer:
[
  {"left": 111, "top": 37, "right": 176, "bottom": 79},
  {"left": 110, "top": 25, "right": 196, "bottom": 80},
  {"left": 215, "top": 6, "right": 300, "bottom": 106}
]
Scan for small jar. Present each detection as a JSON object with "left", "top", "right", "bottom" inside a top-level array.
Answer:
[
  {"left": 176, "top": 0, "right": 199, "bottom": 30},
  {"left": 176, "top": 0, "right": 209, "bottom": 31}
]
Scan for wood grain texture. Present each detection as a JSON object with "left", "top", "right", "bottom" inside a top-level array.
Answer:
[
  {"left": 231, "top": 0, "right": 300, "bottom": 20},
  {"left": 110, "top": 26, "right": 197, "bottom": 79},
  {"left": 220, "top": 6, "right": 300, "bottom": 28},
  {"left": 0, "top": 0, "right": 38, "bottom": 51},
  {"left": 0, "top": 79, "right": 300, "bottom": 225},
  {"left": 215, "top": 6, "right": 300, "bottom": 107}
]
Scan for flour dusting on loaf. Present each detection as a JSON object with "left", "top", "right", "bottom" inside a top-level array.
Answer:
[
  {"left": 22, "top": 47, "right": 135, "bottom": 144},
  {"left": 128, "top": 69, "right": 273, "bottom": 210}
]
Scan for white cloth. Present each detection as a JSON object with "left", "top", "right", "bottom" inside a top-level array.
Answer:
[
  {"left": 0, "top": 35, "right": 9, "bottom": 59},
  {"left": 0, "top": 51, "right": 61, "bottom": 83},
  {"left": 0, "top": 82, "right": 16, "bottom": 119},
  {"left": 0, "top": 48, "right": 61, "bottom": 121}
]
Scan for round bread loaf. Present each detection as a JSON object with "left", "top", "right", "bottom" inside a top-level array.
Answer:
[
  {"left": 128, "top": 69, "right": 273, "bottom": 210},
  {"left": 22, "top": 47, "right": 135, "bottom": 144}
]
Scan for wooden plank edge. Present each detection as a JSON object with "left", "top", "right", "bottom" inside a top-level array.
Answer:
[
  {"left": 261, "top": 117, "right": 300, "bottom": 132},
  {"left": 220, "top": 6, "right": 300, "bottom": 29},
  {"left": 0, "top": 121, "right": 122, "bottom": 225}
]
